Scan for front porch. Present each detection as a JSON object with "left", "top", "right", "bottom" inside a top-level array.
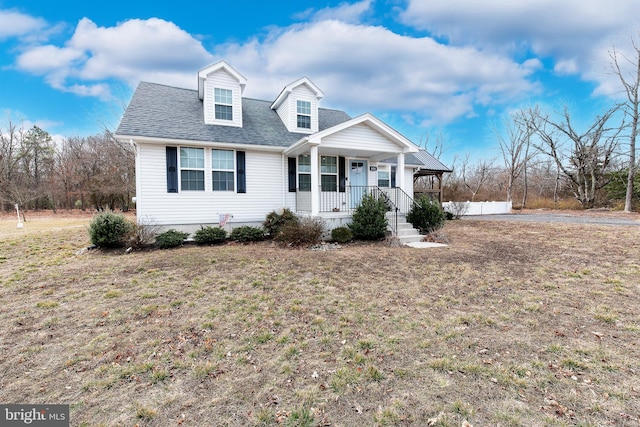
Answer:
[{"left": 294, "top": 185, "right": 415, "bottom": 215}]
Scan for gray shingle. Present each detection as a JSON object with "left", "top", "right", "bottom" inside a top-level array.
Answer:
[{"left": 115, "top": 81, "right": 351, "bottom": 147}]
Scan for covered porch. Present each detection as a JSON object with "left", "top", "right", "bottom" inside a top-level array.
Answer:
[{"left": 283, "top": 113, "right": 420, "bottom": 217}]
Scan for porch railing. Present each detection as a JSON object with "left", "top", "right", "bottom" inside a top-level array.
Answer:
[{"left": 295, "top": 186, "right": 418, "bottom": 235}]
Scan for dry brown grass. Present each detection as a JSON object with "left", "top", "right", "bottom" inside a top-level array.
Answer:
[{"left": 1, "top": 213, "right": 639, "bottom": 426}]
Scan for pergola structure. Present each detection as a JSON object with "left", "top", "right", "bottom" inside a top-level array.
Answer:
[{"left": 410, "top": 150, "right": 452, "bottom": 205}]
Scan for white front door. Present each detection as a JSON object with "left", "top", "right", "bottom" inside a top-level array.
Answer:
[{"left": 350, "top": 160, "right": 368, "bottom": 208}]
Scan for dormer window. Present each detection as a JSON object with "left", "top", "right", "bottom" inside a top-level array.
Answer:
[
  {"left": 215, "top": 88, "right": 233, "bottom": 121},
  {"left": 297, "top": 100, "right": 311, "bottom": 129}
]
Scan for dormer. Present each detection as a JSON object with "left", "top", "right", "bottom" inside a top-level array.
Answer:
[
  {"left": 271, "top": 77, "right": 324, "bottom": 134},
  {"left": 198, "top": 61, "right": 247, "bottom": 127}
]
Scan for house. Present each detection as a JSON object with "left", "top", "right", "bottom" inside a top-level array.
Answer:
[{"left": 115, "top": 60, "right": 450, "bottom": 239}]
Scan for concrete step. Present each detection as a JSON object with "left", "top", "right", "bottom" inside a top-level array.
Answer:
[
  {"left": 395, "top": 227, "right": 419, "bottom": 237},
  {"left": 397, "top": 233, "right": 424, "bottom": 244},
  {"left": 385, "top": 214, "right": 425, "bottom": 245}
]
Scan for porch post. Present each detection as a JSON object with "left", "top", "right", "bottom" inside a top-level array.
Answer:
[
  {"left": 397, "top": 152, "right": 405, "bottom": 191},
  {"left": 396, "top": 153, "right": 406, "bottom": 211},
  {"left": 310, "top": 145, "right": 319, "bottom": 215}
]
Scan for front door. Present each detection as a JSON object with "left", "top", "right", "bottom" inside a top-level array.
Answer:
[{"left": 350, "top": 160, "right": 368, "bottom": 208}]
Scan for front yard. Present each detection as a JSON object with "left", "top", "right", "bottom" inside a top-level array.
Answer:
[{"left": 0, "top": 214, "right": 638, "bottom": 426}]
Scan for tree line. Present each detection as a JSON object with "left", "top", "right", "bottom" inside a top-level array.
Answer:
[
  {"left": 436, "top": 34, "right": 640, "bottom": 211},
  {"left": 0, "top": 118, "right": 135, "bottom": 214}
]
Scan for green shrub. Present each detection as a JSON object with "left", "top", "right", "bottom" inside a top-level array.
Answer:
[
  {"left": 348, "top": 193, "right": 388, "bottom": 240},
  {"left": 275, "top": 216, "right": 325, "bottom": 246},
  {"left": 331, "top": 226, "right": 353, "bottom": 243},
  {"left": 263, "top": 208, "right": 298, "bottom": 237},
  {"left": 229, "top": 225, "right": 265, "bottom": 243},
  {"left": 407, "top": 196, "right": 446, "bottom": 234},
  {"left": 88, "top": 211, "right": 134, "bottom": 248},
  {"left": 155, "top": 229, "right": 189, "bottom": 249},
  {"left": 193, "top": 226, "right": 227, "bottom": 245}
]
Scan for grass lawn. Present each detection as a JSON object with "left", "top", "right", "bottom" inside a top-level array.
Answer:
[{"left": 0, "top": 214, "right": 639, "bottom": 426}]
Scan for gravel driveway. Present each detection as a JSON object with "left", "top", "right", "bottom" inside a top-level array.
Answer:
[{"left": 462, "top": 212, "right": 640, "bottom": 226}]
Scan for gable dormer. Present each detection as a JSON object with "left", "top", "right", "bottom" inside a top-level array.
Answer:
[
  {"left": 271, "top": 77, "right": 324, "bottom": 134},
  {"left": 198, "top": 61, "right": 247, "bottom": 127}
]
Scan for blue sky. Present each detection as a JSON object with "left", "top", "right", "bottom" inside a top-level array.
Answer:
[{"left": 1, "top": 0, "right": 639, "bottom": 165}]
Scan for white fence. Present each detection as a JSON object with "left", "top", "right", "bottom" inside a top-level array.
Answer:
[{"left": 443, "top": 201, "right": 512, "bottom": 216}]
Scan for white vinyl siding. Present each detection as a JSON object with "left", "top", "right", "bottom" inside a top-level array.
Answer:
[
  {"left": 274, "top": 85, "right": 318, "bottom": 133},
  {"left": 136, "top": 143, "right": 283, "bottom": 226},
  {"left": 203, "top": 69, "right": 243, "bottom": 127},
  {"left": 322, "top": 123, "right": 400, "bottom": 153}
]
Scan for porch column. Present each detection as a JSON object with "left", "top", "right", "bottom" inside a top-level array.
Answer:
[
  {"left": 396, "top": 153, "right": 406, "bottom": 212},
  {"left": 397, "top": 152, "right": 405, "bottom": 192},
  {"left": 310, "top": 145, "right": 319, "bottom": 215}
]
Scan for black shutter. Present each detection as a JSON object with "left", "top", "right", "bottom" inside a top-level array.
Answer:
[
  {"left": 288, "top": 157, "right": 297, "bottom": 192},
  {"left": 339, "top": 156, "right": 346, "bottom": 192},
  {"left": 236, "top": 151, "right": 246, "bottom": 193},
  {"left": 166, "top": 147, "right": 178, "bottom": 193},
  {"left": 391, "top": 166, "right": 397, "bottom": 188}
]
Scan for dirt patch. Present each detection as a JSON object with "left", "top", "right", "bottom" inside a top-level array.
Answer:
[{"left": 0, "top": 215, "right": 639, "bottom": 426}]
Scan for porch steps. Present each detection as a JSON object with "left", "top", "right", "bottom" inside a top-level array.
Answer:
[{"left": 387, "top": 213, "right": 424, "bottom": 245}]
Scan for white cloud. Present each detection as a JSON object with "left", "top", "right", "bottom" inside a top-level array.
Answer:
[
  {"left": 585, "top": 28, "right": 640, "bottom": 99},
  {"left": 10, "top": 2, "right": 540, "bottom": 126},
  {"left": 15, "top": 17, "right": 214, "bottom": 99},
  {"left": 400, "top": 0, "right": 640, "bottom": 87},
  {"left": 0, "top": 8, "right": 47, "bottom": 39},
  {"left": 305, "top": 0, "right": 373, "bottom": 23},
  {"left": 217, "top": 20, "right": 537, "bottom": 125}
]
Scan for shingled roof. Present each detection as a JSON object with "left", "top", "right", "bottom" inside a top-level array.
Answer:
[
  {"left": 115, "top": 81, "right": 352, "bottom": 147},
  {"left": 116, "top": 81, "right": 450, "bottom": 173}
]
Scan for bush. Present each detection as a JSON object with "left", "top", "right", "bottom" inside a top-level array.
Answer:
[
  {"left": 348, "top": 193, "right": 388, "bottom": 240},
  {"left": 407, "top": 196, "right": 446, "bottom": 234},
  {"left": 130, "top": 218, "right": 160, "bottom": 248},
  {"left": 155, "top": 229, "right": 189, "bottom": 249},
  {"left": 193, "top": 226, "right": 227, "bottom": 245},
  {"left": 229, "top": 225, "right": 265, "bottom": 243},
  {"left": 331, "top": 226, "right": 353, "bottom": 243},
  {"left": 263, "top": 208, "right": 298, "bottom": 237},
  {"left": 444, "top": 201, "right": 469, "bottom": 220},
  {"left": 88, "top": 211, "right": 133, "bottom": 248},
  {"left": 275, "top": 216, "right": 325, "bottom": 246}
]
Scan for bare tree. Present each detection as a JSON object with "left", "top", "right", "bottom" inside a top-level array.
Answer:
[
  {"left": 461, "top": 153, "right": 494, "bottom": 202},
  {"left": 524, "top": 106, "right": 621, "bottom": 208},
  {"left": 610, "top": 36, "right": 640, "bottom": 212},
  {"left": 495, "top": 111, "right": 536, "bottom": 204}
]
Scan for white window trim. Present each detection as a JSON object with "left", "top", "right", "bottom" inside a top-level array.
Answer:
[
  {"left": 214, "top": 88, "right": 233, "bottom": 121},
  {"left": 298, "top": 154, "right": 311, "bottom": 191},
  {"left": 377, "top": 166, "right": 391, "bottom": 188},
  {"left": 212, "top": 148, "right": 236, "bottom": 192},
  {"left": 179, "top": 147, "right": 205, "bottom": 191},
  {"left": 320, "top": 155, "right": 338, "bottom": 192},
  {"left": 296, "top": 100, "right": 311, "bottom": 129}
]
